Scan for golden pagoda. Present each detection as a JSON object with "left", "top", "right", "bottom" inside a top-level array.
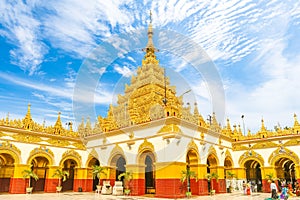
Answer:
[{"left": 0, "top": 12, "right": 300, "bottom": 198}]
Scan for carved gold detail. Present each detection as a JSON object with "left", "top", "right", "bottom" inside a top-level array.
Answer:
[
  {"left": 158, "top": 124, "right": 182, "bottom": 134},
  {"left": 46, "top": 138, "right": 70, "bottom": 147},
  {"left": 187, "top": 139, "right": 199, "bottom": 153},
  {"left": 268, "top": 147, "right": 299, "bottom": 166},
  {"left": 225, "top": 150, "right": 233, "bottom": 160},
  {"left": 27, "top": 146, "right": 54, "bottom": 165},
  {"left": 232, "top": 144, "right": 249, "bottom": 151},
  {"left": 129, "top": 132, "right": 134, "bottom": 139},
  {"left": 138, "top": 139, "right": 154, "bottom": 154},
  {"left": 251, "top": 141, "right": 278, "bottom": 149},
  {"left": 208, "top": 145, "right": 217, "bottom": 155},
  {"left": 12, "top": 133, "right": 42, "bottom": 143},
  {"left": 108, "top": 144, "right": 126, "bottom": 165},
  {"left": 72, "top": 142, "right": 86, "bottom": 150},
  {"left": 61, "top": 150, "right": 82, "bottom": 166},
  {"left": 0, "top": 141, "right": 21, "bottom": 163},
  {"left": 283, "top": 139, "right": 300, "bottom": 146},
  {"left": 30, "top": 146, "right": 54, "bottom": 157},
  {"left": 238, "top": 150, "right": 264, "bottom": 167},
  {"left": 88, "top": 148, "right": 98, "bottom": 159},
  {"left": 0, "top": 131, "right": 6, "bottom": 137}
]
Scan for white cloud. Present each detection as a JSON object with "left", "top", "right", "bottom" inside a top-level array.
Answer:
[
  {"left": 225, "top": 37, "right": 300, "bottom": 132},
  {"left": 114, "top": 65, "right": 134, "bottom": 77},
  {"left": 0, "top": 1, "right": 47, "bottom": 75}
]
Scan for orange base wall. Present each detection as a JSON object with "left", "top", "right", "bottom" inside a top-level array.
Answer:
[
  {"left": 9, "top": 178, "right": 26, "bottom": 194},
  {"left": 44, "top": 178, "right": 58, "bottom": 192},
  {"left": 217, "top": 179, "right": 226, "bottom": 193},
  {"left": 155, "top": 178, "right": 185, "bottom": 198},
  {"left": 262, "top": 179, "right": 270, "bottom": 193},
  {"left": 197, "top": 179, "right": 209, "bottom": 195},
  {"left": 73, "top": 179, "right": 93, "bottom": 192},
  {"left": 130, "top": 179, "right": 145, "bottom": 196}
]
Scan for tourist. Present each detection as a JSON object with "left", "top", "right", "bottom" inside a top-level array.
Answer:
[
  {"left": 270, "top": 180, "right": 278, "bottom": 199},
  {"left": 242, "top": 181, "right": 246, "bottom": 195},
  {"left": 280, "top": 184, "right": 288, "bottom": 200}
]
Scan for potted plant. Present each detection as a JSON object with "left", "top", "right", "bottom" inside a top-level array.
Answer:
[
  {"left": 180, "top": 168, "right": 198, "bottom": 198},
  {"left": 206, "top": 172, "right": 219, "bottom": 195},
  {"left": 22, "top": 168, "right": 39, "bottom": 193},
  {"left": 226, "top": 171, "right": 236, "bottom": 193},
  {"left": 52, "top": 168, "right": 69, "bottom": 192},
  {"left": 118, "top": 171, "right": 133, "bottom": 195},
  {"left": 92, "top": 165, "right": 107, "bottom": 192},
  {"left": 265, "top": 173, "right": 277, "bottom": 183}
]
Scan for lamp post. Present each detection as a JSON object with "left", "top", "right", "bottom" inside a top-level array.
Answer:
[
  {"left": 241, "top": 115, "right": 245, "bottom": 136},
  {"left": 207, "top": 115, "right": 212, "bottom": 125},
  {"left": 179, "top": 89, "right": 192, "bottom": 97}
]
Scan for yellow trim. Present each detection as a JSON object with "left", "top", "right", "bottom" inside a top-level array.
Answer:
[{"left": 155, "top": 162, "right": 186, "bottom": 179}]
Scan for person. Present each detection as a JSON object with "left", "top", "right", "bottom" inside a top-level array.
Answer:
[
  {"left": 270, "top": 180, "right": 278, "bottom": 199},
  {"left": 246, "top": 182, "right": 251, "bottom": 195},
  {"left": 242, "top": 181, "right": 246, "bottom": 195},
  {"left": 296, "top": 182, "right": 300, "bottom": 196},
  {"left": 280, "top": 184, "right": 288, "bottom": 200}
]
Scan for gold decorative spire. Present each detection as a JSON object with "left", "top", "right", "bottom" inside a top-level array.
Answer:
[
  {"left": 294, "top": 113, "right": 300, "bottom": 134},
  {"left": 294, "top": 113, "right": 300, "bottom": 126},
  {"left": 23, "top": 103, "right": 33, "bottom": 130},
  {"left": 53, "top": 112, "right": 63, "bottom": 135},
  {"left": 143, "top": 10, "right": 159, "bottom": 65},
  {"left": 260, "top": 118, "right": 266, "bottom": 132}
]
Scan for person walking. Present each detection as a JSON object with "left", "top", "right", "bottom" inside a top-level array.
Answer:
[{"left": 270, "top": 180, "right": 278, "bottom": 199}]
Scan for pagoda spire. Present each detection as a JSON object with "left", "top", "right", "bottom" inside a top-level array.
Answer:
[
  {"left": 293, "top": 113, "right": 300, "bottom": 134},
  {"left": 260, "top": 118, "right": 267, "bottom": 132},
  {"left": 294, "top": 113, "right": 300, "bottom": 127},
  {"left": 143, "top": 10, "right": 159, "bottom": 65},
  {"left": 53, "top": 112, "right": 63, "bottom": 135},
  {"left": 23, "top": 103, "right": 33, "bottom": 130}
]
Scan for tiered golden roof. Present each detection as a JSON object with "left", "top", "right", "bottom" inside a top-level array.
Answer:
[{"left": 0, "top": 13, "right": 299, "bottom": 147}]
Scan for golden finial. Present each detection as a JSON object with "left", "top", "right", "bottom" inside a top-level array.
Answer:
[{"left": 150, "top": 10, "right": 152, "bottom": 23}]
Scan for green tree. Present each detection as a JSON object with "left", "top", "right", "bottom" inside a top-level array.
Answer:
[
  {"left": 180, "top": 168, "right": 198, "bottom": 197},
  {"left": 206, "top": 172, "right": 219, "bottom": 191},
  {"left": 92, "top": 165, "right": 106, "bottom": 186},
  {"left": 52, "top": 168, "right": 69, "bottom": 187},
  {"left": 118, "top": 171, "right": 133, "bottom": 194},
  {"left": 226, "top": 171, "right": 236, "bottom": 192},
  {"left": 22, "top": 169, "right": 39, "bottom": 189},
  {"left": 265, "top": 172, "right": 277, "bottom": 182}
]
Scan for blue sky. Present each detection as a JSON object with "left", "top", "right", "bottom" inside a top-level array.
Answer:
[{"left": 0, "top": 0, "right": 299, "bottom": 133}]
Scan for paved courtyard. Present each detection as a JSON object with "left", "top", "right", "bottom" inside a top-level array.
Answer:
[{"left": 1, "top": 192, "right": 300, "bottom": 200}]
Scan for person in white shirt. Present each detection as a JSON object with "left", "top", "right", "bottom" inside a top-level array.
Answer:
[{"left": 270, "top": 180, "right": 278, "bottom": 199}]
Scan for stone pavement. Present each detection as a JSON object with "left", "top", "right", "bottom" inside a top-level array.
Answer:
[{"left": 0, "top": 192, "right": 300, "bottom": 200}]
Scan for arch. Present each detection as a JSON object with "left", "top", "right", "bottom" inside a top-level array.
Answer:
[
  {"left": 137, "top": 149, "right": 156, "bottom": 194},
  {"left": 29, "top": 156, "right": 50, "bottom": 192},
  {"left": 238, "top": 150, "right": 264, "bottom": 167},
  {"left": 0, "top": 152, "right": 15, "bottom": 192},
  {"left": 224, "top": 149, "right": 234, "bottom": 167},
  {"left": 269, "top": 147, "right": 298, "bottom": 184},
  {"left": 61, "top": 158, "right": 77, "bottom": 191},
  {"left": 85, "top": 149, "right": 99, "bottom": 168},
  {"left": 108, "top": 144, "right": 126, "bottom": 166},
  {"left": 0, "top": 141, "right": 21, "bottom": 164},
  {"left": 86, "top": 157, "right": 100, "bottom": 191},
  {"left": 274, "top": 157, "right": 296, "bottom": 182},
  {"left": 186, "top": 139, "right": 200, "bottom": 163},
  {"left": 207, "top": 145, "right": 219, "bottom": 166},
  {"left": 138, "top": 139, "right": 155, "bottom": 154},
  {"left": 27, "top": 147, "right": 54, "bottom": 165},
  {"left": 268, "top": 147, "right": 299, "bottom": 166},
  {"left": 59, "top": 150, "right": 82, "bottom": 167},
  {"left": 224, "top": 155, "right": 234, "bottom": 179},
  {"left": 244, "top": 159, "right": 262, "bottom": 191}
]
